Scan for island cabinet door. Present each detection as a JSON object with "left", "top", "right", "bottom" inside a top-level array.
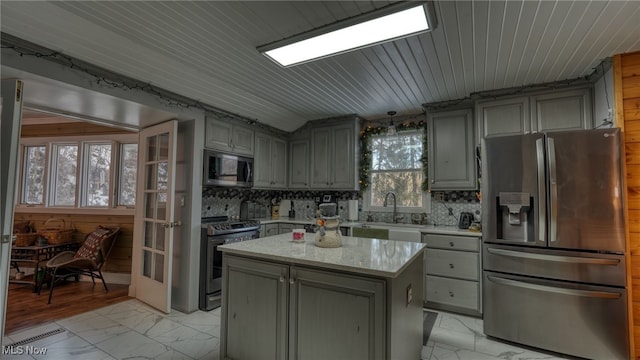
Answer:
[
  {"left": 288, "top": 267, "right": 386, "bottom": 360},
  {"left": 221, "top": 256, "right": 289, "bottom": 360}
]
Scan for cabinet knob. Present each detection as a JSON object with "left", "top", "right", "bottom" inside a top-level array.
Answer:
[
  {"left": 449, "top": 242, "right": 454, "bottom": 247},
  {"left": 279, "top": 275, "right": 285, "bottom": 283},
  {"left": 449, "top": 263, "right": 454, "bottom": 269},
  {"left": 289, "top": 278, "right": 295, "bottom": 285},
  {"left": 449, "top": 291, "right": 454, "bottom": 297},
  {"left": 431, "top": 180, "right": 435, "bottom": 184}
]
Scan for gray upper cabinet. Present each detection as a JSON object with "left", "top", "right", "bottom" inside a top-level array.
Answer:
[
  {"left": 254, "top": 133, "right": 287, "bottom": 189},
  {"left": 289, "top": 138, "right": 310, "bottom": 189},
  {"left": 205, "top": 118, "right": 254, "bottom": 156},
  {"left": 310, "top": 123, "right": 357, "bottom": 190},
  {"left": 476, "top": 87, "right": 593, "bottom": 141},
  {"left": 428, "top": 109, "right": 476, "bottom": 190},
  {"left": 530, "top": 88, "right": 593, "bottom": 132},
  {"left": 476, "top": 96, "right": 530, "bottom": 140}
]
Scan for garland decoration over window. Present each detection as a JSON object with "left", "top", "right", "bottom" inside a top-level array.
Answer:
[{"left": 359, "top": 119, "right": 428, "bottom": 191}]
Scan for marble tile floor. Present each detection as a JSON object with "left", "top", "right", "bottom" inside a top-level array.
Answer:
[{"left": 2, "top": 299, "right": 571, "bottom": 360}]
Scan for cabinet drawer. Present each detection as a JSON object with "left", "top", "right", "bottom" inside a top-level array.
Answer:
[
  {"left": 279, "top": 223, "right": 295, "bottom": 234},
  {"left": 426, "top": 249, "right": 479, "bottom": 280},
  {"left": 423, "top": 234, "right": 480, "bottom": 252},
  {"left": 425, "top": 275, "right": 479, "bottom": 311}
]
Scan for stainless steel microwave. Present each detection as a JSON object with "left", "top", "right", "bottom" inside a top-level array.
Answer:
[{"left": 203, "top": 150, "right": 253, "bottom": 187}]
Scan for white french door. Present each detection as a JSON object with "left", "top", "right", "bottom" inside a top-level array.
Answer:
[
  {"left": 0, "top": 80, "right": 24, "bottom": 344},
  {"left": 133, "top": 120, "right": 177, "bottom": 313}
]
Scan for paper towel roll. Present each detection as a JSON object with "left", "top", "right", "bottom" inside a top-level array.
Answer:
[
  {"left": 279, "top": 200, "right": 291, "bottom": 218},
  {"left": 347, "top": 200, "right": 359, "bottom": 221}
]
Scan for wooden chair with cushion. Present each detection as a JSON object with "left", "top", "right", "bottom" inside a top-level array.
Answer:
[{"left": 44, "top": 226, "right": 120, "bottom": 304}]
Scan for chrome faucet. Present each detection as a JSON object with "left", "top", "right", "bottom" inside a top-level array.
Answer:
[{"left": 383, "top": 192, "right": 400, "bottom": 223}]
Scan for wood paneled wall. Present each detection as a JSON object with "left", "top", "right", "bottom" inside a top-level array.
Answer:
[
  {"left": 15, "top": 121, "right": 137, "bottom": 274},
  {"left": 13, "top": 213, "right": 133, "bottom": 274},
  {"left": 618, "top": 50, "right": 640, "bottom": 359},
  {"left": 21, "top": 121, "right": 134, "bottom": 137}
]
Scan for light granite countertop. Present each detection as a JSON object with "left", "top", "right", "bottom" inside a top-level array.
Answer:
[
  {"left": 254, "top": 217, "right": 482, "bottom": 237},
  {"left": 218, "top": 232, "right": 426, "bottom": 278}
]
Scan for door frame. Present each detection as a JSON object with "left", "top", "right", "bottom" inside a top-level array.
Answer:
[{"left": 0, "top": 80, "right": 24, "bottom": 345}]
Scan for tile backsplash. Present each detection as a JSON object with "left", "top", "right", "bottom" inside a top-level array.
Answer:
[{"left": 201, "top": 187, "right": 481, "bottom": 225}]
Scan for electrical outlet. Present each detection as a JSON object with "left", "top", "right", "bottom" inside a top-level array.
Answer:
[{"left": 434, "top": 192, "right": 444, "bottom": 201}]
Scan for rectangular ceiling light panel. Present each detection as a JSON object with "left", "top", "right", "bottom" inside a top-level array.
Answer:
[{"left": 260, "top": 3, "right": 433, "bottom": 67}]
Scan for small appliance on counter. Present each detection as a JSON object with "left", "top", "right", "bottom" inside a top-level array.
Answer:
[
  {"left": 288, "top": 201, "right": 296, "bottom": 219},
  {"left": 315, "top": 203, "right": 342, "bottom": 248},
  {"left": 240, "top": 200, "right": 265, "bottom": 219},
  {"left": 347, "top": 199, "right": 359, "bottom": 221},
  {"left": 458, "top": 212, "right": 474, "bottom": 229},
  {"left": 279, "top": 200, "right": 291, "bottom": 218}
]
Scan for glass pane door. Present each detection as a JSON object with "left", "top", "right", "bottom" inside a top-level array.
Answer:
[{"left": 134, "top": 121, "right": 176, "bottom": 313}]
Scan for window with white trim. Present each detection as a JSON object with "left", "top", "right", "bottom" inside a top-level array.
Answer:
[
  {"left": 364, "top": 130, "right": 429, "bottom": 212},
  {"left": 50, "top": 143, "right": 79, "bottom": 206},
  {"left": 118, "top": 143, "right": 138, "bottom": 207},
  {"left": 19, "top": 136, "right": 137, "bottom": 209},
  {"left": 21, "top": 145, "right": 47, "bottom": 205}
]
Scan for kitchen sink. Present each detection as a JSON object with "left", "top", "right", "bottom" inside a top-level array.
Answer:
[
  {"left": 351, "top": 223, "right": 422, "bottom": 242},
  {"left": 351, "top": 227, "right": 389, "bottom": 240}
]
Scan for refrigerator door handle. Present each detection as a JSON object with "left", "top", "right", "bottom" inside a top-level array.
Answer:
[
  {"left": 546, "top": 137, "right": 558, "bottom": 244},
  {"left": 487, "top": 275, "right": 621, "bottom": 299},
  {"left": 535, "top": 138, "right": 546, "bottom": 244},
  {"left": 486, "top": 247, "right": 620, "bottom": 265}
]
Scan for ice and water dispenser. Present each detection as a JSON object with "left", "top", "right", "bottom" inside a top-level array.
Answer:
[{"left": 496, "top": 192, "right": 534, "bottom": 241}]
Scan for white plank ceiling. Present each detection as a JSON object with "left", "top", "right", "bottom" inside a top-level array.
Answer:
[{"left": 2, "top": 1, "right": 640, "bottom": 131}]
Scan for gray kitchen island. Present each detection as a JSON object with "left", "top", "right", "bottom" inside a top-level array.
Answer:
[{"left": 218, "top": 232, "right": 426, "bottom": 360}]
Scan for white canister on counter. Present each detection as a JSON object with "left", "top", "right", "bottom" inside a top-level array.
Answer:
[{"left": 292, "top": 229, "right": 305, "bottom": 242}]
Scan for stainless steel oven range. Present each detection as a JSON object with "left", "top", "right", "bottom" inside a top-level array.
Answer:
[{"left": 199, "top": 216, "right": 260, "bottom": 311}]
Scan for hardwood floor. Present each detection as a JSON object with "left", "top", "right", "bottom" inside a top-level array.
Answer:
[{"left": 5, "top": 279, "right": 131, "bottom": 336}]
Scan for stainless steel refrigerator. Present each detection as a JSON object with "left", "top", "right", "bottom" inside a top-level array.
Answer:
[{"left": 481, "top": 128, "right": 629, "bottom": 360}]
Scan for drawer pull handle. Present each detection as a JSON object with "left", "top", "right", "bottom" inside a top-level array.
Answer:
[
  {"left": 449, "top": 263, "right": 454, "bottom": 269},
  {"left": 449, "top": 242, "right": 454, "bottom": 247},
  {"left": 448, "top": 291, "right": 454, "bottom": 297},
  {"left": 279, "top": 275, "right": 285, "bottom": 283}
]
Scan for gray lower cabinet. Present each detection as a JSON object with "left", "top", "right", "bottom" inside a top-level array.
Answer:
[
  {"left": 289, "top": 267, "right": 385, "bottom": 360},
  {"left": 221, "top": 255, "right": 386, "bottom": 360},
  {"left": 278, "top": 223, "right": 295, "bottom": 234},
  {"left": 223, "top": 256, "right": 289, "bottom": 360},
  {"left": 422, "top": 233, "right": 482, "bottom": 316},
  {"left": 261, "top": 224, "right": 279, "bottom": 238}
]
